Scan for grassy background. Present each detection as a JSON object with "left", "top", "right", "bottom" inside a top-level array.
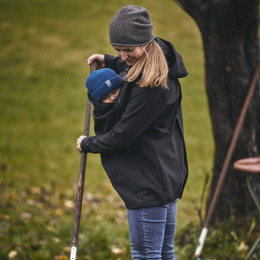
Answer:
[{"left": 0, "top": 0, "right": 214, "bottom": 259}]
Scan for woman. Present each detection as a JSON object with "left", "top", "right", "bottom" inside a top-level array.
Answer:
[{"left": 77, "top": 5, "right": 188, "bottom": 259}]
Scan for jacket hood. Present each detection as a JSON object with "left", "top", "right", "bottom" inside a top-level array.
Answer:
[{"left": 155, "top": 37, "right": 188, "bottom": 79}]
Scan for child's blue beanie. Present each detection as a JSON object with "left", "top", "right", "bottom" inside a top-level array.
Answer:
[{"left": 85, "top": 68, "right": 123, "bottom": 102}]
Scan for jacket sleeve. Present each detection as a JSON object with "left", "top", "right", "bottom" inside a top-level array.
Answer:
[
  {"left": 81, "top": 85, "right": 170, "bottom": 154},
  {"left": 104, "top": 54, "right": 128, "bottom": 75}
]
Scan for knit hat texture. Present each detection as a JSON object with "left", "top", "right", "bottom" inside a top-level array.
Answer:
[
  {"left": 109, "top": 5, "right": 154, "bottom": 46},
  {"left": 85, "top": 68, "right": 123, "bottom": 102}
]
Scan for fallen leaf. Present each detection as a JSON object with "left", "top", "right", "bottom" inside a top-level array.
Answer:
[
  {"left": 54, "top": 209, "right": 64, "bottom": 216},
  {"left": 238, "top": 241, "right": 248, "bottom": 257},
  {"left": 47, "top": 226, "right": 54, "bottom": 232},
  {"left": 3, "top": 214, "right": 11, "bottom": 220},
  {"left": 31, "top": 187, "right": 41, "bottom": 194},
  {"left": 20, "top": 212, "right": 32, "bottom": 220},
  {"left": 9, "top": 192, "right": 18, "bottom": 200},
  {"left": 8, "top": 250, "right": 18, "bottom": 259},
  {"left": 20, "top": 172, "right": 28, "bottom": 179},
  {"left": 52, "top": 237, "right": 60, "bottom": 243},
  {"left": 111, "top": 246, "right": 125, "bottom": 255},
  {"left": 63, "top": 246, "right": 71, "bottom": 253},
  {"left": 85, "top": 193, "right": 101, "bottom": 210},
  {"left": 54, "top": 255, "right": 69, "bottom": 260},
  {"left": 64, "top": 200, "right": 74, "bottom": 210},
  {"left": 27, "top": 199, "right": 36, "bottom": 206}
]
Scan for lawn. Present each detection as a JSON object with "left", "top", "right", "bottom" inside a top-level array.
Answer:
[{"left": 0, "top": 0, "right": 214, "bottom": 259}]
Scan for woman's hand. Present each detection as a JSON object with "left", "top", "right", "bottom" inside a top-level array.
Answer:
[
  {"left": 87, "top": 54, "right": 105, "bottom": 69},
  {"left": 77, "top": 135, "right": 87, "bottom": 152}
]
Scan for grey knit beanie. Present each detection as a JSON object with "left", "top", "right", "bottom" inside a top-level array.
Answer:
[{"left": 109, "top": 5, "right": 154, "bottom": 46}]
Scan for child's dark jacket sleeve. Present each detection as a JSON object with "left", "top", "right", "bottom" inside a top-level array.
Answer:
[{"left": 104, "top": 54, "right": 128, "bottom": 75}]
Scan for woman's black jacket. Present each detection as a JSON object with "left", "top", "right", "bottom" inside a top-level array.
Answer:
[{"left": 81, "top": 37, "right": 188, "bottom": 210}]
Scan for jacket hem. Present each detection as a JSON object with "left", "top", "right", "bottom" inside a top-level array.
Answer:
[{"left": 125, "top": 198, "right": 178, "bottom": 210}]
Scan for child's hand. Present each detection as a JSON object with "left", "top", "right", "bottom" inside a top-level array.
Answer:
[
  {"left": 87, "top": 54, "right": 105, "bottom": 69},
  {"left": 77, "top": 135, "right": 87, "bottom": 152}
]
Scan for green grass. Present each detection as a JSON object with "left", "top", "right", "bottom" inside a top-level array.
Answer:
[{"left": 0, "top": 0, "right": 214, "bottom": 259}]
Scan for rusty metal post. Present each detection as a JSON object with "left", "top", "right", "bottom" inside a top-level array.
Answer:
[{"left": 70, "top": 62, "right": 98, "bottom": 260}]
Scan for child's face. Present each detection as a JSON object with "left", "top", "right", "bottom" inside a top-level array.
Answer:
[{"left": 102, "top": 88, "right": 121, "bottom": 103}]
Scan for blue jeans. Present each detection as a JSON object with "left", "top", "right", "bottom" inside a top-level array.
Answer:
[{"left": 127, "top": 200, "right": 178, "bottom": 260}]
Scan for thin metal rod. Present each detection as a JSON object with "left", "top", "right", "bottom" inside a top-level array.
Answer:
[
  {"left": 244, "top": 235, "right": 260, "bottom": 260},
  {"left": 70, "top": 62, "right": 98, "bottom": 260},
  {"left": 247, "top": 176, "right": 260, "bottom": 214},
  {"left": 194, "top": 60, "right": 260, "bottom": 257}
]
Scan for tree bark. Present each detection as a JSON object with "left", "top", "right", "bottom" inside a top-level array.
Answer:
[{"left": 175, "top": 0, "right": 260, "bottom": 223}]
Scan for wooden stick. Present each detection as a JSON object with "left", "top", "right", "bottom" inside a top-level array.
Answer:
[{"left": 70, "top": 61, "right": 98, "bottom": 260}]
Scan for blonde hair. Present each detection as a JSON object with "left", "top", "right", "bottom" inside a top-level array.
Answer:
[{"left": 126, "top": 40, "right": 169, "bottom": 88}]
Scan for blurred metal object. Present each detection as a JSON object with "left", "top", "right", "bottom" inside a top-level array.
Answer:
[
  {"left": 70, "top": 61, "right": 98, "bottom": 260},
  {"left": 234, "top": 157, "right": 260, "bottom": 174}
]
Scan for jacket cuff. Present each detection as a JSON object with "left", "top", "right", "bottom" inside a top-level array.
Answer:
[
  {"left": 104, "top": 54, "right": 116, "bottom": 69},
  {"left": 80, "top": 137, "right": 88, "bottom": 152}
]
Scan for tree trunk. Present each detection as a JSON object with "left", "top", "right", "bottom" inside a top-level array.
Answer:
[{"left": 175, "top": 0, "right": 260, "bottom": 223}]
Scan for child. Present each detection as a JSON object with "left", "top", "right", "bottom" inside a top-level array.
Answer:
[
  {"left": 85, "top": 68, "right": 123, "bottom": 135},
  {"left": 86, "top": 68, "right": 123, "bottom": 103}
]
